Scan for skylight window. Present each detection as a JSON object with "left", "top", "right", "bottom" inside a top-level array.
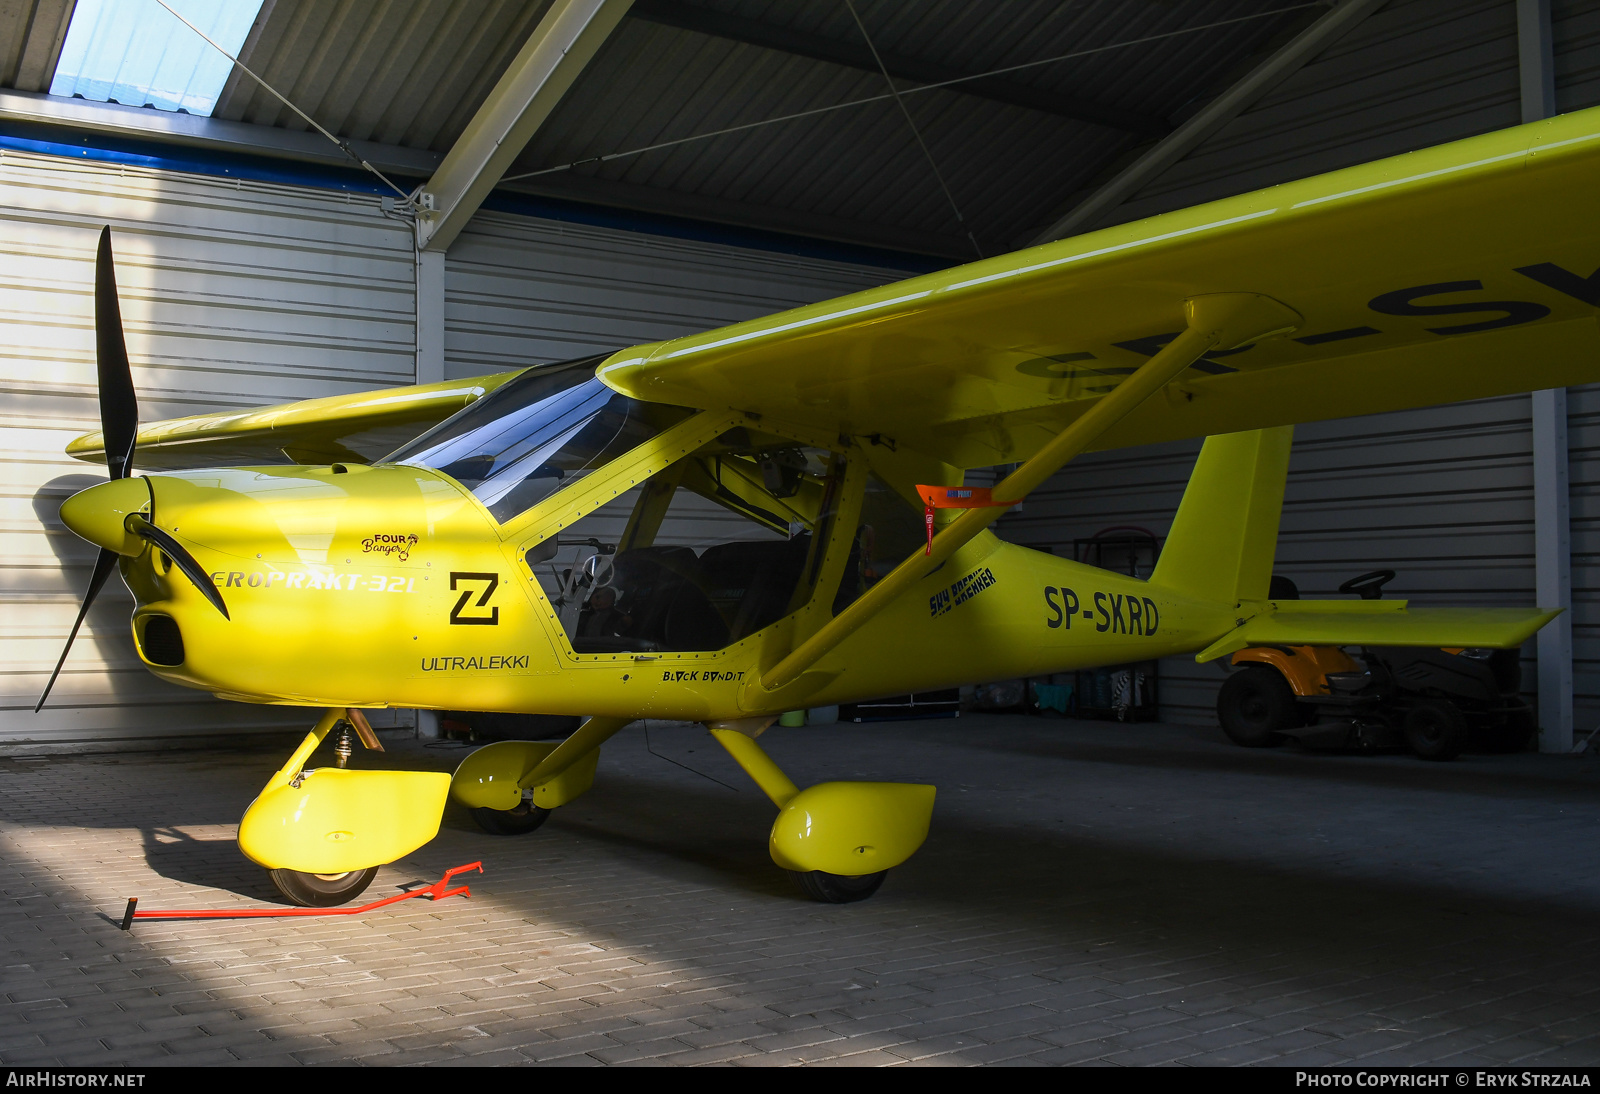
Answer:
[{"left": 50, "top": 0, "right": 265, "bottom": 117}]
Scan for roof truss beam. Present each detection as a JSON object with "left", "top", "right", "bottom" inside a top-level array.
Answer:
[
  {"left": 1029, "top": 0, "right": 1384, "bottom": 244},
  {"left": 629, "top": 0, "right": 1169, "bottom": 136},
  {"left": 417, "top": 0, "right": 633, "bottom": 253}
]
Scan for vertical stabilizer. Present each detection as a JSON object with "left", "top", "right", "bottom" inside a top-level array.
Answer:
[{"left": 1149, "top": 426, "right": 1293, "bottom": 605}]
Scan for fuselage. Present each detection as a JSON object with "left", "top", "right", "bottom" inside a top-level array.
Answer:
[{"left": 108, "top": 461, "right": 1238, "bottom": 720}]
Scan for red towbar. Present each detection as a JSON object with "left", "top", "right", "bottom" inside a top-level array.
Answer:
[{"left": 118, "top": 861, "right": 483, "bottom": 929}]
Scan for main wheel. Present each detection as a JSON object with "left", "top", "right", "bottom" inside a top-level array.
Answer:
[
  {"left": 1404, "top": 699, "right": 1467, "bottom": 761},
  {"left": 789, "top": 870, "right": 887, "bottom": 904},
  {"left": 1217, "top": 667, "right": 1297, "bottom": 747},
  {"left": 1484, "top": 703, "right": 1536, "bottom": 753},
  {"left": 269, "top": 867, "right": 379, "bottom": 908},
  {"left": 472, "top": 799, "right": 550, "bottom": 835}
]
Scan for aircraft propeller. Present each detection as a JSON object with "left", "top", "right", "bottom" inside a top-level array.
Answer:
[{"left": 35, "top": 228, "right": 227, "bottom": 713}]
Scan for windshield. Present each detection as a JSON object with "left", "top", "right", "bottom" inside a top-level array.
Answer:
[{"left": 385, "top": 357, "right": 692, "bottom": 523}]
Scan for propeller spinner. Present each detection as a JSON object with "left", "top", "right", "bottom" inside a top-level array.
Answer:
[{"left": 35, "top": 228, "right": 228, "bottom": 712}]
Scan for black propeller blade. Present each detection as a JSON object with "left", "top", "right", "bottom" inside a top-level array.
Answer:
[
  {"left": 126, "top": 515, "right": 230, "bottom": 620},
  {"left": 34, "top": 547, "right": 120, "bottom": 713},
  {"left": 96, "top": 226, "right": 138, "bottom": 480},
  {"left": 37, "top": 227, "right": 141, "bottom": 712}
]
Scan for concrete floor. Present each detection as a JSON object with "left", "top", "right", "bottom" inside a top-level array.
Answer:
[{"left": 4, "top": 714, "right": 1600, "bottom": 1066}]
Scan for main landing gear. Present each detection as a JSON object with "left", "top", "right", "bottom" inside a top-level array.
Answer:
[
  {"left": 444, "top": 717, "right": 937, "bottom": 904},
  {"left": 707, "top": 721, "right": 933, "bottom": 904},
  {"left": 471, "top": 792, "right": 551, "bottom": 835}
]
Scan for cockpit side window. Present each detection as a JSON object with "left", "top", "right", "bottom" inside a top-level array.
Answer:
[
  {"left": 385, "top": 357, "right": 691, "bottom": 523},
  {"left": 527, "top": 437, "right": 860, "bottom": 654}
]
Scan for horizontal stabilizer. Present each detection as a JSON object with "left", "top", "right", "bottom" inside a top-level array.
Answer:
[{"left": 1195, "top": 604, "right": 1561, "bottom": 663}]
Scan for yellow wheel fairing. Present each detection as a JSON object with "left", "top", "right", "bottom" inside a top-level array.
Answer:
[
  {"left": 768, "top": 782, "right": 937, "bottom": 875},
  {"left": 237, "top": 768, "right": 450, "bottom": 873},
  {"left": 449, "top": 739, "right": 600, "bottom": 811}
]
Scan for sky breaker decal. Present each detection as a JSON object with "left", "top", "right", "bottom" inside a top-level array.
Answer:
[
  {"left": 1045, "top": 586, "right": 1160, "bottom": 636},
  {"left": 930, "top": 566, "right": 997, "bottom": 618}
]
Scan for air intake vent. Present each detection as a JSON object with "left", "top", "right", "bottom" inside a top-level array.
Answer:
[{"left": 141, "top": 615, "right": 184, "bottom": 666}]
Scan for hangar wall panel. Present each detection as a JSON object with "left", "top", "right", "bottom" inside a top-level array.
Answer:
[
  {"left": 1008, "top": 0, "right": 1600, "bottom": 730},
  {"left": 0, "top": 147, "right": 417, "bottom": 747},
  {"left": 442, "top": 211, "right": 905, "bottom": 549},
  {"left": 443, "top": 211, "right": 904, "bottom": 378},
  {"left": 1000, "top": 396, "right": 1540, "bottom": 726}
]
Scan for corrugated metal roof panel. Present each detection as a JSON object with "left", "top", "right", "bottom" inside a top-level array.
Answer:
[
  {"left": 1108, "top": 0, "right": 1527, "bottom": 223},
  {"left": 8, "top": 1, "right": 1343, "bottom": 254},
  {"left": 213, "top": 0, "right": 555, "bottom": 151},
  {"left": 512, "top": 0, "right": 1302, "bottom": 252},
  {"left": 0, "top": 0, "right": 75, "bottom": 91}
]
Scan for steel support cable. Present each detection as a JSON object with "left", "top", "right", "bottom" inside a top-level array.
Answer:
[
  {"left": 842, "top": 0, "right": 982, "bottom": 259},
  {"left": 152, "top": 0, "right": 413, "bottom": 203},
  {"left": 499, "top": 3, "right": 1324, "bottom": 185}
]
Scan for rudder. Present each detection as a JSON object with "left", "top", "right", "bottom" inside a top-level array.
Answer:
[{"left": 1149, "top": 426, "right": 1293, "bottom": 605}]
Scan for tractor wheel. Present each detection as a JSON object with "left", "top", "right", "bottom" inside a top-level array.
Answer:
[
  {"left": 269, "top": 867, "right": 379, "bottom": 908},
  {"left": 1404, "top": 699, "right": 1468, "bottom": 761},
  {"left": 1217, "top": 667, "right": 1297, "bottom": 747},
  {"left": 1484, "top": 702, "right": 1536, "bottom": 753},
  {"left": 789, "top": 870, "right": 887, "bottom": 903}
]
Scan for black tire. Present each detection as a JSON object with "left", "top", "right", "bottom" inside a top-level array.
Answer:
[
  {"left": 1404, "top": 699, "right": 1468, "bottom": 761},
  {"left": 472, "top": 800, "right": 551, "bottom": 835},
  {"left": 1483, "top": 703, "right": 1536, "bottom": 754},
  {"left": 789, "top": 869, "right": 887, "bottom": 903},
  {"left": 269, "top": 866, "right": 379, "bottom": 908},
  {"left": 1217, "top": 667, "right": 1297, "bottom": 747}
]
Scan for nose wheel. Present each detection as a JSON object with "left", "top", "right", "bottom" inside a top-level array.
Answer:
[{"left": 269, "top": 867, "right": 379, "bottom": 907}]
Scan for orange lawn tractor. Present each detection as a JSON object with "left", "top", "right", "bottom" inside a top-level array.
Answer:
[{"left": 1216, "top": 571, "right": 1536, "bottom": 760}]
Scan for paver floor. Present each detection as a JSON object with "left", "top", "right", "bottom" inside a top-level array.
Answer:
[{"left": 4, "top": 715, "right": 1600, "bottom": 1066}]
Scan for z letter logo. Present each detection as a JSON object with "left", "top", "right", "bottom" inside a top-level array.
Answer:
[{"left": 449, "top": 572, "right": 500, "bottom": 626}]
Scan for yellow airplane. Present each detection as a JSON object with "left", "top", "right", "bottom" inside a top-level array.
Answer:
[{"left": 39, "top": 105, "right": 1600, "bottom": 907}]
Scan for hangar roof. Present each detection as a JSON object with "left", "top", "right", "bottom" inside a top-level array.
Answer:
[{"left": 0, "top": 1, "right": 1353, "bottom": 260}]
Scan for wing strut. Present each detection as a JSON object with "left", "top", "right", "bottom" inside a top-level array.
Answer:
[{"left": 758, "top": 291, "right": 1301, "bottom": 693}]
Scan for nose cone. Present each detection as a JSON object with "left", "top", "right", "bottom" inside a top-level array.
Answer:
[{"left": 60, "top": 477, "right": 149, "bottom": 555}]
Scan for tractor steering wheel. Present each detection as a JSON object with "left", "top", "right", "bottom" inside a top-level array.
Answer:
[{"left": 1338, "top": 569, "right": 1396, "bottom": 600}]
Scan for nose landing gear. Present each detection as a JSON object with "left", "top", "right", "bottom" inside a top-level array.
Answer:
[{"left": 238, "top": 708, "right": 452, "bottom": 907}]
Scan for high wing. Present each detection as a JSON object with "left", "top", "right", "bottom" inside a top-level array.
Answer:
[
  {"left": 70, "top": 108, "right": 1600, "bottom": 475},
  {"left": 598, "top": 106, "right": 1600, "bottom": 469},
  {"left": 67, "top": 372, "right": 521, "bottom": 471}
]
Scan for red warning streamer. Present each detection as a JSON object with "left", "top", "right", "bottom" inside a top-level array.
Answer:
[
  {"left": 118, "top": 861, "right": 482, "bottom": 929},
  {"left": 914, "top": 486, "right": 1019, "bottom": 555}
]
